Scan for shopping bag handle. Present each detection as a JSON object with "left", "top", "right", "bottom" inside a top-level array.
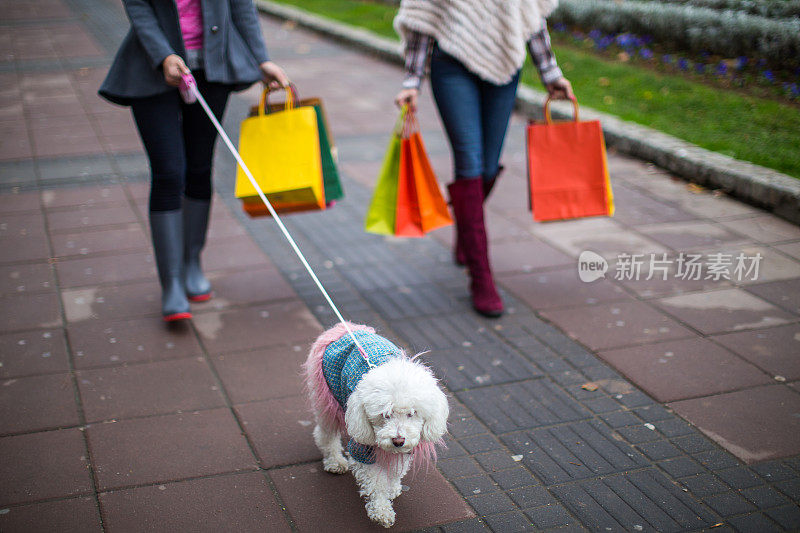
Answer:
[
  {"left": 258, "top": 84, "right": 300, "bottom": 116},
  {"left": 400, "top": 106, "right": 420, "bottom": 139},
  {"left": 543, "top": 96, "right": 579, "bottom": 124}
]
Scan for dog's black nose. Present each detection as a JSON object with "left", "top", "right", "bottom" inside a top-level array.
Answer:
[{"left": 392, "top": 437, "right": 405, "bottom": 447}]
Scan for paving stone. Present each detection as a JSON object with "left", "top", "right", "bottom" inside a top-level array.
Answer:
[
  {"left": 451, "top": 475, "right": 501, "bottom": 498},
  {"left": 751, "top": 461, "right": 799, "bottom": 482},
  {"left": 638, "top": 220, "right": 748, "bottom": 250},
  {"left": 672, "top": 433, "right": 716, "bottom": 455},
  {"left": 500, "top": 268, "right": 631, "bottom": 311},
  {"left": 745, "top": 278, "right": 800, "bottom": 315},
  {"left": 439, "top": 518, "right": 490, "bottom": 533},
  {"left": 55, "top": 251, "right": 156, "bottom": 288},
  {"left": 637, "top": 440, "right": 684, "bottom": 461},
  {"left": 426, "top": 342, "right": 542, "bottom": 391},
  {"left": 466, "top": 491, "right": 517, "bottom": 516},
  {"left": 0, "top": 328, "right": 69, "bottom": 378},
  {"left": 235, "top": 396, "right": 320, "bottom": 468},
  {"left": 457, "top": 379, "right": 589, "bottom": 434},
  {"left": 193, "top": 300, "right": 321, "bottom": 354},
  {"left": 691, "top": 453, "right": 739, "bottom": 476},
  {"left": 0, "top": 292, "right": 61, "bottom": 333},
  {"left": 703, "top": 492, "right": 757, "bottom": 517},
  {"left": 677, "top": 473, "right": 730, "bottom": 498},
  {"left": 553, "top": 469, "right": 718, "bottom": 532},
  {"left": 541, "top": 301, "right": 694, "bottom": 351},
  {"left": 524, "top": 503, "right": 576, "bottom": 530},
  {"left": 0, "top": 262, "right": 54, "bottom": 298},
  {"left": 0, "top": 234, "right": 51, "bottom": 263},
  {"left": 212, "top": 344, "right": 306, "bottom": 404},
  {"left": 76, "top": 357, "right": 225, "bottom": 422},
  {"left": 0, "top": 372, "right": 79, "bottom": 434},
  {"left": 46, "top": 203, "right": 138, "bottom": 232},
  {"left": 0, "top": 496, "right": 102, "bottom": 533},
  {"left": 391, "top": 314, "right": 497, "bottom": 351},
  {"left": 194, "top": 266, "right": 297, "bottom": 310},
  {"left": 739, "top": 485, "right": 790, "bottom": 509},
  {"left": 270, "top": 462, "right": 474, "bottom": 531},
  {"left": 507, "top": 485, "right": 556, "bottom": 509},
  {"left": 50, "top": 224, "right": 149, "bottom": 257},
  {"left": 482, "top": 510, "right": 538, "bottom": 532},
  {"left": 711, "top": 323, "right": 800, "bottom": 381},
  {"left": 693, "top": 244, "right": 800, "bottom": 284},
  {"left": 459, "top": 434, "right": 505, "bottom": 455},
  {"left": 449, "top": 415, "right": 488, "bottom": 439},
  {"left": 67, "top": 316, "right": 203, "bottom": 369},
  {"left": 718, "top": 214, "right": 800, "bottom": 244},
  {"left": 438, "top": 456, "right": 485, "bottom": 479},
  {"left": 669, "top": 385, "right": 800, "bottom": 464},
  {"left": 61, "top": 280, "right": 162, "bottom": 322},
  {"left": 658, "top": 456, "right": 706, "bottom": 478},
  {"left": 362, "top": 283, "right": 460, "bottom": 320},
  {"left": 610, "top": 183, "right": 697, "bottom": 225},
  {"left": 40, "top": 184, "right": 127, "bottom": 209},
  {"left": 341, "top": 262, "right": 429, "bottom": 291},
  {"left": 655, "top": 288, "right": 796, "bottom": 335},
  {"left": 491, "top": 467, "right": 539, "bottom": 490},
  {"left": 0, "top": 429, "right": 92, "bottom": 505},
  {"left": 501, "top": 419, "right": 648, "bottom": 485},
  {"left": 87, "top": 408, "right": 257, "bottom": 490},
  {"left": 99, "top": 472, "right": 290, "bottom": 532},
  {"left": 765, "top": 505, "right": 800, "bottom": 530},
  {"left": 601, "top": 410, "right": 643, "bottom": 429},
  {"left": 474, "top": 451, "right": 525, "bottom": 473},
  {"left": 775, "top": 477, "right": 800, "bottom": 501},
  {"left": 491, "top": 238, "right": 573, "bottom": 274},
  {"left": 715, "top": 467, "right": 763, "bottom": 490},
  {"left": 598, "top": 337, "right": 770, "bottom": 403}
]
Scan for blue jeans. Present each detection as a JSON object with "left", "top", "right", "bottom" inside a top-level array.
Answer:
[{"left": 430, "top": 45, "right": 520, "bottom": 182}]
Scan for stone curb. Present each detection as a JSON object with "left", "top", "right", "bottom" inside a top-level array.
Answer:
[{"left": 256, "top": 0, "right": 800, "bottom": 225}]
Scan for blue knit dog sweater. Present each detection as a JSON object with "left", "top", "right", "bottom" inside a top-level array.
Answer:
[{"left": 322, "top": 329, "right": 403, "bottom": 464}]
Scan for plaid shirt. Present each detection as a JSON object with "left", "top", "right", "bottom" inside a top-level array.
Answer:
[{"left": 402, "top": 19, "right": 563, "bottom": 90}]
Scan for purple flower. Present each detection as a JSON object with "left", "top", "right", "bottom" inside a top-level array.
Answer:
[
  {"left": 662, "top": 54, "right": 673, "bottom": 64},
  {"left": 736, "top": 57, "right": 748, "bottom": 69},
  {"left": 553, "top": 23, "right": 567, "bottom": 32},
  {"left": 790, "top": 84, "right": 800, "bottom": 97},
  {"left": 589, "top": 29, "right": 603, "bottom": 41},
  {"left": 695, "top": 63, "right": 705, "bottom": 74},
  {"left": 678, "top": 58, "right": 689, "bottom": 70},
  {"left": 763, "top": 70, "right": 775, "bottom": 82},
  {"left": 716, "top": 62, "right": 728, "bottom": 75},
  {"left": 639, "top": 48, "right": 653, "bottom": 60}
]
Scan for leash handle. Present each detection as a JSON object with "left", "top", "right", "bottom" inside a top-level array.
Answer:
[{"left": 183, "top": 73, "right": 371, "bottom": 363}]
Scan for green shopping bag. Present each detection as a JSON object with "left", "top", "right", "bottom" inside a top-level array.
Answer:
[{"left": 364, "top": 108, "right": 406, "bottom": 235}]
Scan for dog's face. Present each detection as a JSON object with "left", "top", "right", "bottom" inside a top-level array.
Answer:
[{"left": 344, "top": 357, "right": 449, "bottom": 453}]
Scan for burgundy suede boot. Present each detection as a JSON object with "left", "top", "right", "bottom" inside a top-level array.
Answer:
[
  {"left": 448, "top": 178, "right": 504, "bottom": 317},
  {"left": 454, "top": 166, "right": 504, "bottom": 266}
]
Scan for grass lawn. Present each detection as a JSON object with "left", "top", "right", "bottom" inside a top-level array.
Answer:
[{"left": 267, "top": 0, "right": 800, "bottom": 179}]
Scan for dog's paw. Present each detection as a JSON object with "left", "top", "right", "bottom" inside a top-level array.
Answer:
[
  {"left": 366, "top": 499, "right": 395, "bottom": 528},
  {"left": 322, "top": 455, "right": 349, "bottom": 474},
  {"left": 389, "top": 482, "right": 403, "bottom": 499}
]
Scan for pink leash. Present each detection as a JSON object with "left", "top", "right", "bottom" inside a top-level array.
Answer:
[{"left": 180, "top": 73, "right": 372, "bottom": 364}]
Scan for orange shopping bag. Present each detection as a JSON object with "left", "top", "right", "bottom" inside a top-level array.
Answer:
[
  {"left": 527, "top": 97, "right": 614, "bottom": 222},
  {"left": 395, "top": 111, "right": 453, "bottom": 237}
]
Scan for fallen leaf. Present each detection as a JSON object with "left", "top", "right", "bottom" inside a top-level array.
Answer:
[{"left": 581, "top": 382, "right": 599, "bottom": 391}]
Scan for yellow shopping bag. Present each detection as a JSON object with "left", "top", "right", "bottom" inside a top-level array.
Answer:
[{"left": 234, "top": 86, "right": 325, "bottom": 211}]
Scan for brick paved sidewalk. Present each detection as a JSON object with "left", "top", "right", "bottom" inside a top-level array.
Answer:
[{"left": 1, "top": 0, "right": 800, "bottom": 531}]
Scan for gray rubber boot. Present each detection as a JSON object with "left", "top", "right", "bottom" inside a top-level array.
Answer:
[
  {"left": 150, "top": 209, "right": 191, "bottom": 321},
  {"left": 183, "top": 197, "right": 212, "bottom": 301}
]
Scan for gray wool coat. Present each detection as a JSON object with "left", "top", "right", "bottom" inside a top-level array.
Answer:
[{"left": 99, "top": 0, "right": 269, "bottom": 105}]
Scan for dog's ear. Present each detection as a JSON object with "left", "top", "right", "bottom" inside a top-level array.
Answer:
[
  {"left": 420, "top": 385, "right": 449, "bottom": 442},
  {"left": 345, "top": 387, "right": 376, "bottom": 445}
]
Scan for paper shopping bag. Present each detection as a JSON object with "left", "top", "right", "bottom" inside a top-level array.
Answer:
[
  {"left": 394, "top": 111, "right": 452, "bottom": 237},
  {"left": 527, "top": 97, "right": 614, "bottom": 222},
  {"left": 235, "top": 86, "right": 325, "bottom": 213},
  {"left": 259, "top": 92, "right": 344, "bottom": 204},
  {"left": 364, "top": 109, "right": 405, "bottom": 235}
]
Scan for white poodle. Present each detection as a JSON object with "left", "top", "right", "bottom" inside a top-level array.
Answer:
[{"left": 303, "top": 322, "right": 449, "bottom": 528}]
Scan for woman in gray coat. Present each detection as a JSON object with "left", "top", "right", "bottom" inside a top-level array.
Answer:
[{"left": 99, "top": 0, "right": 288, "bottom": 321}]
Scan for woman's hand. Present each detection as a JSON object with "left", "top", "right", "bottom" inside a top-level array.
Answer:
[
  {"left": 545, "top": 77, "right": 575, "bottom": 101},
  {"left": 394, "top": 88, "right": 419, "bottom": 112},
  {"left": 260, "top": 61, "right": 290, "bottom": 90},
  {"left": 162, "top": 54, "right": 190, "bottom": 87}
]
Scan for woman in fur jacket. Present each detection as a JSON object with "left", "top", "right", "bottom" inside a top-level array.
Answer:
[{"left": 394, "top": 0, "right": 574, "bottom": 318}]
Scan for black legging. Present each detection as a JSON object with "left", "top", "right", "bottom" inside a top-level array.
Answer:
[{"left": 131, "top": 70, "right": 231, "bottom": 212}]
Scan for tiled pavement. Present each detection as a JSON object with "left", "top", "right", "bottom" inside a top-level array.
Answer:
[{"left": 1, "top": 0, "right": 800, "bottom": 531}]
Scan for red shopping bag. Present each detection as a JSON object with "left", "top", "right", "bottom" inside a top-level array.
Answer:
[
  {"left": 394, "top": 112, "right": 452, "bottom": 237},
  {"left": 527, "top": 97, "right": 614, "bottom": 222}
]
